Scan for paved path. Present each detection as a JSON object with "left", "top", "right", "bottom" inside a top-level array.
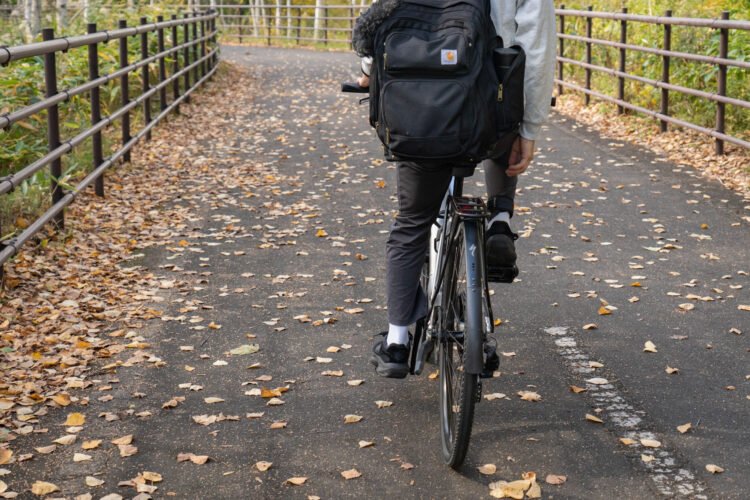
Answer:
[{"left": 11, "top": 47, "right": 750, "bottom": 499}]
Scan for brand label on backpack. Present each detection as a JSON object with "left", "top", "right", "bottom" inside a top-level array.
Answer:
[{"left": 440, "top": 49, "right": 458, "bottom": 65}]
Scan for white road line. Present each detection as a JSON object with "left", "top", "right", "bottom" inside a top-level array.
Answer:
[{"left": 545, "top": 326, "right": 708, "bottom": 499}]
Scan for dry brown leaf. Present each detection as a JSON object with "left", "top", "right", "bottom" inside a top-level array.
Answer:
[
  {"left": 82, "top": 439, "right": 102, "bottom": 450},
  {"left": 35, "top": 445, "right": 56, "bottom": 455},
  {"left": 400, "top": 462, "right": 415, "bottom": 470},
  {"left": 344, "top": 414, "right": 363, "bottom": 424},
  {"left": 204, "top": 397, "right": 225, "bottom": 404},
  {"left": 640, "top": 438, "right": 661, "bottom": 448},
  {"left": 619, "top": 437, "right": 636, "bottom": 445},
  {"left": 545, "top": 474, "right": 567, "bottom": 485},
  {"left": 85, "top": 476, "right": 104, "bottom": 487},
  {"left": 677, "top": 423, "right": 692, "bottom": 434},
  {"left": 142, "top": 472, "right": 162, "bottom": 482},
  {"left": 583, "top": 323, "right": 598, "bottom": 330},
  {"left": 31, "top": 481, "right": 59, "bottom": 496},
  {"left": 517, "top": 391, "right": 542, "bottom": 402},
  {"left": 665, "top": 366, "right": 679, "bottom": 374},
  {"left": 111, "top": 435, "right": 133, "bottom": 446},
  {"left": 118, "top": 444, "right": 138, "bottom": 457},
  {"left": 270, "top": 421, "right": 287, "bottom": 429},
  {"left": 347, "top": 380, "right": 364, "bottom": 386},
  {"left": 570, "top": 385, "right": 587, "bottom": 394},
  {"left": 643, "top": 341, "right": 658, "bottom": 353},
  {"left": 705, "top": 464, "right": 724, "bottom": 474},
  {"left": 641, "top": 454, "right": 655, "bottom": 463},
  {"left": 73, "top": 453, "right": 92, "bottom": 462},
  {"left": 341, "top": 469, "right": 362, "bottom": 480},
  {"left": 53, "top": 435, "right": 76, "bottom": 446},
  {"left": 286, "top": 476, "right": 307, "bottom": 485},
  {"left": 585, "top": 414, "right": 604, "bottom": 424},
  {"left": 0, "top": 449, "right": 12, "bottom": 465},
  {"left": 255, "top": 461, "right": 272, "bottom": 471},
  {"left": 477, "top": 463, "right": 497, "bottom": 475}
]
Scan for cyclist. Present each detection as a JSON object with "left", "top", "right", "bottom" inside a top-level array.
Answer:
[{"left": 352, "top": 0, "right": 557, "bottom": 378}]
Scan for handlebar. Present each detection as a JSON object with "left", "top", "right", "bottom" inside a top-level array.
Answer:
[{"left": 341, "top": 82, "right": 369, "bottom": 94}]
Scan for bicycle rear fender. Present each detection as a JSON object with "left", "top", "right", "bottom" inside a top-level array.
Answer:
[{"left": 462, "top": 220, "right": 486, "bottom": 375}]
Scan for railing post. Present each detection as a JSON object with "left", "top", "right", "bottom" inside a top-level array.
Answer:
[
  {"left": 585, "top": 6, "right": 592, "bottom": 105},
  {"left": 660, "top": 10, "right": 672, "bottom": 132},
  {"left": 183, "top": 13, "right": 191, "bottom": 103},
  {"left": 87, "top": 23, "right": 104, "bottom": 197},
  {"left": 558, "top": 5, "right": 564, "bottom": 96},
  {"left": 140, "top": 17, "right": 152, "bottom": 140},
  {"left": 171, "top": 14, "right": 180, "bottom": 112},
  {"left": 118, "top": 20, "right": 131, "bottom": 162},
  {"left": 238, "top": 5, "right": 244, "bottom": 43},
  {"left": 715, "top": 10, "right": 729, "bottom": 155},
  {"left": 617, "top": 8, "right": 627, "bottom": 114},
  {"left": 200, "top": 14, "right": 207, "bottom": 78},
  {"left": 42, "top": 28, "right": 64, "bottom": 229},
  {"left": 192, "top": 12, "right": 199, "bottom": 86},
  {"left": 157, "top": 16, "right": 167, "bottom": 113},
  {"left": 324, "top": 7, "right": 328, "bottom": 46},
  {"left": 296, "top": 9, "right": 301, "bottom": 45},
  {"left": 266, "top": 13, "right": 272, "bottom": 46}
]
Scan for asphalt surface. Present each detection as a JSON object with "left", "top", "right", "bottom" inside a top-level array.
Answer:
[{"left": 8, "top": 46, "right": 749, "bottom": 499}]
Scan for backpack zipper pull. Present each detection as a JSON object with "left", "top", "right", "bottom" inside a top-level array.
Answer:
[
  {"left": 497, "top": 83, "right": 503, "bottom": 102},
  {"left": 384, "top": 53, "right": 388, "bottom": 69}
]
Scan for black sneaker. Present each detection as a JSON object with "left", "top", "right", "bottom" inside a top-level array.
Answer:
[
  {"left": 370, "top": 332, "right": 409, "bottom": 379},
  {"left": 481, "top": 342, "right": 500, "bottom": 378},
  {"left": 486, "top": 221, "right": 519, "bottom": 283}
]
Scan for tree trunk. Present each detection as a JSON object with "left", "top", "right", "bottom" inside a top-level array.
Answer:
[
  {"left": 56, "top": 0, "right": 67, "bottom": 29},
  {"left": 250, "top": 0, "right": 261, "bottom": 37},
  {"left": 274, "top": 0, "right": 281, "bottom": 31},
  {"left": 23, "top": 0, "right": 41, "bottom": 42},
  {"left": 82, "top": 0, "right": 91, "bottom": 23},
  {"left": 313, "top": 0, "right": 323, "bottom": 41},
  {"left": 285, "top": 0, "right": 291, "bottom": 37}
]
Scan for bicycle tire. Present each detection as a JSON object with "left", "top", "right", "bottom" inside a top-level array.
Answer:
[{"left": 439, "top": 220, "right": 481, "bottom": 468}]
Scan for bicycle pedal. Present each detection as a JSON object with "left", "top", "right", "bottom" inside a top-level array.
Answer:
[
  {"left": 413, "top": 338, "right": 434, "bottom": 375},
  {"left": 487, "top": 265, "right": 518, "bottom": 283}
]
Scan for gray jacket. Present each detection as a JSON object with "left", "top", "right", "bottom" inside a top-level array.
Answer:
[{"left": 359, "top": 0, "right": 556, "bottom": 141}]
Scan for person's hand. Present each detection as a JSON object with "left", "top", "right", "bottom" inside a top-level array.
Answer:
[
  {"left": 507, "top": 136, "right": 535, "bottom": 176},
  {"left": 357, "top": 74, "right": 370, "bottom": 88}
]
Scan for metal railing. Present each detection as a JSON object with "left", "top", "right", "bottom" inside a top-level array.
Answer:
[
  {"left": 0, "top": 10, "right": 219, "bottom": 279},
  {"left": 556, "top": 7, "right": 750, "bottom": 155},
  {"left": 215, "top": 3, "right": 360, "bottom": 46}
]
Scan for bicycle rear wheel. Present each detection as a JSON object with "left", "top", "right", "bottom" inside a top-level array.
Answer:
[{"left": 439, "top": 220, "right": 481, "bottom": 468}]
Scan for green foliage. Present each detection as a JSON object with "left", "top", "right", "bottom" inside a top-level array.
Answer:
[
  {"left": 555, "top": 1, "right": 749, "bottom": 140},
  {"left": 0, "top": 1, "right": 196, "bottom": 235}
]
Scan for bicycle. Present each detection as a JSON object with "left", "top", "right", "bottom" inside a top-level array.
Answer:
[{"left": 342, "top": 83, "right": 500, "bottom": 468}]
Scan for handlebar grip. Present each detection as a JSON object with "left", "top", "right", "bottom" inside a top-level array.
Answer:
[{"left": 341, "top": 82, "right": 369, "bottom": 94}]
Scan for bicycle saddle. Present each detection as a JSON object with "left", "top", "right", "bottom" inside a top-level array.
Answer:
[{"left": 451, "top": 165, "right": 476, "bottom": 178}]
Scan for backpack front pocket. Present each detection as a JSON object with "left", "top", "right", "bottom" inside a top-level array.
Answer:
[
  {"left": 385, "top": 30, "right": 470, "bottom": 74},
  {"left": 380, "top": 79, "right": 471, "bottom": 159}
]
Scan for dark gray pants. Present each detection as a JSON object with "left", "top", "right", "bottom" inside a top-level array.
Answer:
[{"left": 386, "top": 152, "right": 516, "bottom": 326}]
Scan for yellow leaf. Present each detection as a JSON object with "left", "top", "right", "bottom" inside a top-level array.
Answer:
[
  {"left": 0, "top": 448, "right": 12, "bottom": 465},
  {"left": 640, "top": 438, "right": 661, "bottom": 448},
  {"left": 52, "top": 394, "right": 71, "bottom": 407},
  {"left": 598, "top": 306, "right": 612, "bottom": 316},
  {"left": 641, "top": 454, "right": 655, "bottom": 463},
  {"left": 142, "top": 471, "right": 162, "bottom": 482},
  {"left": 286, "top": 476, "right": 307, "bottom": 485},
  {"left": 619, "top": 438, "right": 636, "bottom": 445},
  {"left": 81, "top": 440, "right": 102, "bottom": 450},
  {"left": 64, "top": 412, "right": 85, "bottom": 426},
  {"left": 111, "top": 435, "right": 133, "bottom": 445},
  {"left": 31, "top": 481, "right": 59, "bottom": 496},
  {"left": 585, "top": 413, "right": 603, "bottom": 423},
  {"left": 315, "top": 229, "right": 328, "bottom": 238},
  {"left": 569, "top": 385, "right": 587, "bottom": 394}
]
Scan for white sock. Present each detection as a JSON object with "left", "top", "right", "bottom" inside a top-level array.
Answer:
[
  {"left": 387, "top": 323, "right": 409, "bottom": 346},
  {"left": 488, "top": 211, "right": 511, "bottom": 228}
]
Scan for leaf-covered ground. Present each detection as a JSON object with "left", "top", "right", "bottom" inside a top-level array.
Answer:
[{"left": 0, "top": 47, "right": 748, "bottom": 499}]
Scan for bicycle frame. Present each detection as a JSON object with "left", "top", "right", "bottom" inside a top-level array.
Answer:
[{"left": 416, "top": 174, "right": 495, "bottom": 376}]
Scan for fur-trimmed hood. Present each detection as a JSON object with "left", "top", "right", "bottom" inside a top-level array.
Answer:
[{"left": 352, "top": 0, "right": 403, "bottom": 57}]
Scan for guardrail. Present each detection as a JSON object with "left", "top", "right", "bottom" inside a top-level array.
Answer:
[
  {"left": 0, "top": 10, "right": 219, "bottom": 280},
  {"left": 556, "top": 7, "right": 750, "bottom": 155}
]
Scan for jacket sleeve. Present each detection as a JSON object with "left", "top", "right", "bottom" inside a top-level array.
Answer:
[{"left": 514, "top": 0, "right": 557, "bottom": 140}]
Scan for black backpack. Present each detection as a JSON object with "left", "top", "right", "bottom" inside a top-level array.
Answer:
[{"left": 368, "top": 0, "right": 525, "bottom": 164}]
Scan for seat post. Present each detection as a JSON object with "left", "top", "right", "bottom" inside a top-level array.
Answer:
[{"left": 452, "top": 176, "right": 464, "bottom": 197}]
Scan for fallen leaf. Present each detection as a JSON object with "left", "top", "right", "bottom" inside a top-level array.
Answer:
[
  {"left": 255, "top": 461, "right": 272, "bottom": 472},
  {"left": 620, "top": 437, "right": 636, "bottom": 445},
  {"left": 111, "top": 435, "right": 133, "bottom": 445},
  {"left": 678, "top": 303, "right": 695, "bottom": 311},
  {"left": 517, "top": 391, "right": 542, "bottom": 402},
  {"left": 570, "top": 385, "right": 587, "bottom": 394},
  {"left": 484, "top": 393, "right": 507, "bottom": 401},
  {"left": 341, "top": 468, "right": 362, "bottom": 480},
  {"left": 665, "top": 366, "right": 679, "bottom": 374},
  {"left": 229, "top": 344, "right": 260, "bottom": 356},
  {"left": 375, "top": 400, "right": 393, "bottom": 408},
  {"left": 585, "top": 414, "right": 603, "bottom": 423},
  {"left": 53, "top": 435, "right": 76, "bottom": 446},
  {"left": 118, "top": 444, "right": 138, "bottom": 457},
  {"left": 545, "top": 474, "right": 567, "bottom": 485},
  {"left": 73, "top": 453, "right": 92, "bottom": 462},
  {"left": 347, "top": 380, "right": 364, "bottom": 386},
  {"left": 270, "top": 421, "right": 287, "bottom": 429},
  {"left": 31, "top": 481, "right": 59, "bottom": 496},
  {"left": 0, "top": 449, "right": 11, "bottom": 465},
  {"left": 358, "top": 440, "right": 375, "bottom": 448},
  {"left": 640, "top": 438, "right": 661, "bottom": 448},
  {"left": 641, "top": 454, "right": 655, "bottom": 463},
  {"left": 400, "top": 462, "right": 414, "bottom": 470},
  {"left": 85, "top": 476, "right": 104, "bottom": 487},
  {"left": 677, "top": 423, "right": 692, "bottom": 434},
  {"left": 65, "top": 412, "right": 86, "bottom": 426},
  {"left": 286, "top": 476, "right": 307, "bottom": 485},
  {"left": 583, "top": 323, "right": 598, "bottom": 330},
  {"left": 204, "top": 397, "right": 225, "bottom": 404},
  {"left": 705, "top": 464, "right": 724, "bottom": 474},
  {"left": 142, "top": 471, "right": 162, "bottom": 482},
  {"left": 82, "top": 440, "right": 102, "bottom": 450},
  {"left": 643, "top": 341, "right": 658, "bottom": 353},
  {"left": 344, "top": 414, "right": 363, "bottom": 424},
  {"left": 478, "top": 463, "right": 497, "bottom": 475},
  {"left": 35, "top": 445, "right": 56, "bottom": 455}
]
